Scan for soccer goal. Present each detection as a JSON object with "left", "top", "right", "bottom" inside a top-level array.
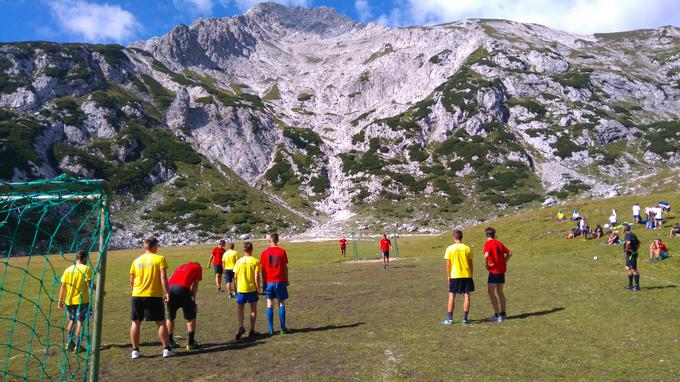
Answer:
[
  {"left": 0, "top": 175, "right": 111, "bottom": 381},
  {"left": 348, "top": 231, "right": 400, "bottom": 260}
]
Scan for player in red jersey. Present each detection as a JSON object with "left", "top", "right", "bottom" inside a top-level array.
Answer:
[
  {"left": 338, "top": 236, "right": 348, "bottom": 257},
  {"left": 483, "top": 227, "right": 512, "bottom": 322},
  {"left": 166, "top": 261, "right": 203, "bottom": 349},
  {"left": 260, "top": 233, "right": 289, "bottom": 335},
  {"left": 380, "top": 234, "right": 392, "bottom": 269},
  {"left": 207, "top": 240, "right": 226, "bottom": 291}
]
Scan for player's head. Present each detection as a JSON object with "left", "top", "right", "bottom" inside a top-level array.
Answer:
[
  {"left": 219, "top": 239, "right": 226, "bottom": 247},
  {"left": 453, "top": 230, "right": 463, "bottom": 241},
  {"left": 622, "top": 223, "right": 630, "bottom": 232},
  {"left": 143, "top": 236, "right": 159, "bottom": 251},
  {"left": 382, "top": 233, "right": 387, "bottom": 239},
  {"left": 269, "top": 233, "right": 279, "bottom": 244},
  {"left": 485, "top": 227, "right": 496, "bottom": 238},
  {"left": 657, "top": 238, "right": 662, "bottom": 243},
  {"left": 243, "top": 241, "right": 253, "bottom": 254},
  {"left": 228, "top": 242, "right": 235, "bottom": 249},
  {"left": 76, "top": 250, "right": 88, "bottom": 264}
]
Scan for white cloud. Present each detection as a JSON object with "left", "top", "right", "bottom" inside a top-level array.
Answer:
[
  {"left": 233, "top": 0, "right": 311, "bottom": 11},
  {"left": 387, "top": 0, "right": 680, "bottom": 34},
  {"left": 47, "top": 0, "right": 140, "bottom": 42},
  {"left": 173, "top": 0, "right": 218, "bottom": 15},
  {"left": 354, "top": 0, "right": 371, "bottom": 22}
]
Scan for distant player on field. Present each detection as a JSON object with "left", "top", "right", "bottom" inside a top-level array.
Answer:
[
  {"left": 129, "top": 236, "right": 173, "bottom": 359},
  {"left": 233, "top": 242, "right": 262, "bottom": 339},
  {"left": 58, "top": 250, "right": 94, "bottom": 352},
  {"left": 166, "top": 261, "right": 202, "bottom": 350},
  {"left": 261, "top": 233, "right": 289, "bottom": 335},
  {"left": 442, "top": 230, "right": 474, "bottom": 325},
  {"left": 207, "top": 240, "right": 226, "bottom": 292},
  {"left": 338, "top": 236, "right": 348, "bottom": 257},
  {"left": 483, "top": 227, "right": 512, "bottom": 322},
  {"left": 622, "top": 224, "right": 641, "bottom": 291},
  {"left": 222, "top": 243, "right": 239, "bottom": 299},
  {"left": 380, "top": 234, "right": 392, "bottom": 269}
]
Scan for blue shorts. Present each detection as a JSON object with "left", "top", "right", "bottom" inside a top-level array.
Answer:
[
  {"left": 382, "top": 251, "right": 390, "bottom": 258},
  {"left": 213, "top": 264, "right": 223, "bottom": 274},
  {"left": 237, "top": 292, "right": 258, "bottom": 304},
  {"left": 488, "top": 273, "right": 505, "bottom": 284},
  {"left": 265, "top": 282, "right": 289, "bottom": 301},
  {"left": 633, "top": 214, "right": 640, "bottom": 219}
]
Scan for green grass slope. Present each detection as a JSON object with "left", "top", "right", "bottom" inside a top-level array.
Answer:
[{"left": 1, "top": 191, "right": 679, "bottom": 380}]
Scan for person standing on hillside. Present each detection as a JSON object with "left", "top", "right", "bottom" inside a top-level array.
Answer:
[
  {"left": 442, "top": 230, "right": 474, "bottom": 325},
  {"left": 222, "top": 243, "right": 239, "bottom": 299},
  {"left": 233, "top": 242, "right": 262, "bottom": 339},
  {"left": 166, "top": 261, "right": 202, "bottom": 350},
  {"left": 129, "top": 236, "right": 174, "bottom": 359},
  {"left": 622, "top": 224, "right": 641, "bottom": 291},
  {"left": 338, "top": 236, "right": 348, "bottom": 257},
  {"left": 58, "top": 250, "right": 94, "bottom": 352},
  {"left": 632, "top": 203, "right": 641, "bottom": 224},
  {"left": 659, "top": 201, "right": 670, "bottom": 219},
  {"left": 380, "top": 234, "right": 392, "bottom": 269},
  {"left": 483, "top": 227, "right": 512, "bottom": 322},
  {"left": 261, "top": 233, "right": 290, "bottom": 335},
  {"left": 207, "top": 240, "right": 226, "bottom": 292}
]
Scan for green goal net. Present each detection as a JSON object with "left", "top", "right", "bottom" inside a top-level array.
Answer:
[
  {"left": 349, "top": 231, "right": 400, "bottom": 260},
  {"left": 0, "top": 175, "right": 111, "bottom": 381}
]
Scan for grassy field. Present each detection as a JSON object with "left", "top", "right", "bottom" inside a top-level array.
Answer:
[{"left": 2, "top": 191, "right": 680, "bottom": 381}]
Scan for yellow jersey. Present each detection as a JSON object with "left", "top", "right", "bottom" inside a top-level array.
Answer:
[
  {"left": 233, "top": 256, "right": 260, "bottom": 293},
  {"left": 444, "top": 243, "right": 473, "bottom": 279},
  {"left": 222, "top": 249, "right": 239, "bottom": 270},
  {"left": 60, "top": 263, "right": 93, "bottom": 306},
  {"left": 130, "top": 253, "right": 168, "bottom": 298}
]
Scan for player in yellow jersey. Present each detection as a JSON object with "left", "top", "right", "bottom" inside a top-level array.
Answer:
[
  {"left": 222, "top": 242, "right": 239, "bottom": 299},
  {"left": 442, "top": 230, "right": 474, "bottom": 325},
  {"left": 58, "top": 250, "right": 94, "bottom": 352},
  {"left": 233, "top": 242, "right": 261, "bottom": 339},
  {"left": 129, "top": 236, "right": 173, "bottom": 359}
]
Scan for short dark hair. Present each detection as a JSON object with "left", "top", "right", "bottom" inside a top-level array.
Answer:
[
  {"left": 622, "top": 223, "right": 630, "bottom": 232},
  {"left": 144, "top": 236, "right": 159, "bottom": 250},
  {"left": 77, "top": 250, "right": 88, "bottom": 263},
  {"left": 244, "top": 241, "right": 253, "bottom": 253},
  {"left": 453, "top": 230, "right": 463, "bottom": 240},
  {"left": 270, "top": 233, "right": 279, "bottom": 243},
  {"left": 219, "top": 239, "right": 226, "bottom": 245},
  {"left": 485, "top": 227, "right": 496, "bottom": 238},
  {"left": 228, "top": 242, "right": 235, "bottom": 249}
]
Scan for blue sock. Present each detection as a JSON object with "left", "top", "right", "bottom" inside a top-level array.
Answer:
[
  {"left": 266, "top": 307, "right": 274, "bottom": 333},
  {"left": 279, "top": 306, "right": 286, "bottom": 329},
  {"left": 463, "top": 311, "right": 469, "bottom": 321},
  {"left": 447, "top": 312, "right": 453, "bottom": 321}
]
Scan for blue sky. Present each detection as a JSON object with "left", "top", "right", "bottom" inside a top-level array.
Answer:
[{"left": 1, "top": 0, "right": 679, "bottom": 44}]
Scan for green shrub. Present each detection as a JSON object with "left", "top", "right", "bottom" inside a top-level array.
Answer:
[
  {"left": 553, "top": 135, "right": 581, "bottom": 158},
  {"left": 309, "top": 175, "right": 330, "bottom": 194},
  {"left": 297, "top": 92, "right": 313, "bottom": 102}
]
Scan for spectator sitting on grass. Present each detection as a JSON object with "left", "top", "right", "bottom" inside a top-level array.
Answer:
[
  {"left": 671, "top": 223, "right": 680, "bottom": 238},
  {"left": 555, "top": 210, "right": 566, "bottom": 222},
  {"left": 566, "top": 222, "right": 581, "bottom": 240},
  {"left": 607, "top": 231, "right": 621, "bottom": 245},
  {"left": 592, "top": 224, "right": 604, "bottom": 239},
  {"left": 571, "top": 210, "right": 581, "bottom": 221},
  {"left": 649, "top": 239, "right": 669, "bottom": 262}
]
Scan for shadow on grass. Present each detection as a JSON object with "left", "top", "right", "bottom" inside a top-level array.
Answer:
[
  {"left": 643, "top": 285, "right": 677, "bottom": 290},
  {"left": 506, "top": 307, "right": 565, "bottom": 320},
  {"left": 101, "top": 342, "right": 162, "bottom": 350},
  {"left": 173, "top": 339, "right": 264, "bottom": 357},
  {"left": 287, "top": 322, "right": 365, "bottom": 334}
]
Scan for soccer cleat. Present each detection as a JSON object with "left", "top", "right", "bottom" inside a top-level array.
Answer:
[
  {"left": 217, "top": 286, "right": 223, "bottom": 292},
  {"left": 487, "top": 315, "right": 501, "bottom": 322},
  {"left": 498, "top": 314, "right": 507, "bottom": 321},
  {"left": 248, "top": 329, "right": 260, "bottom": 338},
  {"left": 67, "top": 342, "right": 76, "bottom": 352},
  {"left": 441, "top": 319, "right": 453, "bottom": 325},
  {"left": 280, "top": 327, "right": 288, "bottom": 335},
  {"left": 131, "top": 350, "right": 141, "bottom": 359},
  {"left": 633, "top": 286, "right": 641, "bottom": 291},
  {"left": 461, "top": 318, "right": 470, "bottom": 324},
  {"left": 169, "top": 338, "right": 180, "bottom": 349},
  {"left": 228, "top": 293, "right": 234, "bottom": 300},
  {"left": 235, "top": 327, "right": 246, "bottom": 340},
  {"left": 162, "top": 348, "right": 175, "bottom": 358},
  {"left": 73, "top": 346, "right": 86, "bottom": 354},
  {"left": 624, "top": 285, "right": 633, "bottom": 290},
  {"left": 186, "top": 341, "right": 200, "bottom": 350}
]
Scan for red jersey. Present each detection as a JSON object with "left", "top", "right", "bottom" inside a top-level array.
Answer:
[
  {"left": 169, "top": 262, "right": 203, "bottom": 289},
  {"left": 658, "top": 243, "right": 668, "bottom": 253},
  {"left": 211, "top": 246, "right": 226, "bottom": 265},
  {"left": 339, "top": 239, "right": 348, "bottom": 248},
  {"left": 484, "top": 239, "right": 510, "bottom": 274},
  {"left": 380, "top": 239, "right": 391, "bottom": 252},
  {"left": 260, "top": 246, "right": 288, "bottom": 283}
]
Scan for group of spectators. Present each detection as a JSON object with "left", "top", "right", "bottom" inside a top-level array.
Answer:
[{"left": 557, "top": 201, "right": 677, "bottom": 262}]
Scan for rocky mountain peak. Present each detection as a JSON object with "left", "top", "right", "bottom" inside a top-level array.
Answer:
[{"left": 244, "top": 2, "right": 359, "bottom": 37}]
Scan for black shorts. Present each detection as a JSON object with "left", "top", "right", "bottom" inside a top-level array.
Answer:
[
  {"left": 167, "top": 285, "right": 196, "bottom": 321},
  {"left": 449, "top": 278, "right": 475, "bottom": 294},
  {"left": 625, "top": 253, "right": 638, "bottom": 269},
  {"left": 225, "top": 270, "right": 235, "bottom": 283},
  {"left": 382, "top": 251, "right": 390, "bottom": 258},
  {"left": 67, "top": 304, "right": 88, "bottom": 322},
  {"left": 131, "top": 297, "right": 165, "bottom": 322},
  {"left": 488, "top": 273, "right": 505, "bottom": 284}
]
